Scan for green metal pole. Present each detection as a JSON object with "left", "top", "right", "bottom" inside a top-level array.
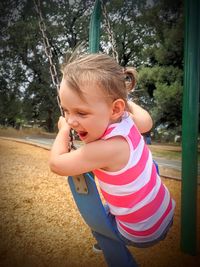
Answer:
[
  {"left": 89, "top": 0, "right": 101, "bottom": 53},
  {"left": 181, "top": 0, "right": 199, "bottom": 255}
]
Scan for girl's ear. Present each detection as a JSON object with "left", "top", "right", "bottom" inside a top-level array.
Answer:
[{"left": 111, "top": 99, "right": 125, "bottom": 120}]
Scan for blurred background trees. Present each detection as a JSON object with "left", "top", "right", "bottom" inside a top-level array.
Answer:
[{"left": 0, "top": 0, "right": 183, "bottom": 140}]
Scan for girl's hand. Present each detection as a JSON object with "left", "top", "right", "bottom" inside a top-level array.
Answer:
[
  {"left": 58, "top": 116, "right": 70, "bottom": 132},
  {"left": 128, "top": 101, "right": 153, "bottom": 133}
]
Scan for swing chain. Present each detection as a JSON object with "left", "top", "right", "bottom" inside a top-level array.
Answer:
[
  {"left": 33, "top": 0, "right": 76, "bottom": 151},
  {"left": 100, "top": 0, "right": 119, "bottom": 63},
  {"left": 34, "top": 0, "right": 60, "bottom": 95}
]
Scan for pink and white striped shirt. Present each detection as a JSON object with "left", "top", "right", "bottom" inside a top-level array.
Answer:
[{"left": 93, "top": 114, "right": 175, "bottom": 243}]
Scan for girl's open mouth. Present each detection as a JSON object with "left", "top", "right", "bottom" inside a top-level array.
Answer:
[{"left": 78, "top": 131, "right": 88, "bottom": 140}]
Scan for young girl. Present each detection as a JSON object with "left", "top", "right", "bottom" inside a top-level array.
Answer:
[{"left": 50, "top": 53, "right": 175, "bottom": 267}]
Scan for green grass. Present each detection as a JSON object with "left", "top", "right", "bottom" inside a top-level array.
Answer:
[
  {"left": 0, "top": 127, "right": 56, "bottom": 139},
  {"left": 151, "top": 149, "right": 182, "bottom": 160},
  {"left": 150, "top": 147, "right": 200, "bottom": 162}
]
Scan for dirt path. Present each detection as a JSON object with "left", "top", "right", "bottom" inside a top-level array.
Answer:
[{"left": 0, "top": 139, "right": 199, "bottom": 267}]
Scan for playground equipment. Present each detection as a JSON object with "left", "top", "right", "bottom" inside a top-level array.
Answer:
[
  {"left": 35, "top": 0, "right": 199, "bottom": 262},
  {"left": 68, "top": 172, "right": 138, "bottom": 267},
  {"left": 181, "top": 0, "right": 199, "bottom": 255}
]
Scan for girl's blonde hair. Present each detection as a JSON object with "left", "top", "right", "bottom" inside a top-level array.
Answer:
[
  {"left": 123, "top": 66, "right": 138, "bottom": 92},
  {"left": 61, "top": 53, "right": 137, "bottom": 109}
]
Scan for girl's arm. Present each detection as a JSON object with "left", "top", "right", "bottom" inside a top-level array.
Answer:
[
  {"left": 49, "top": 117, "right": 129, "bottom": 176},
  {"left": 128, "top": 101, "right": 153, "bottom": 133},
  {"left": 49, "top": 116, "right": 108, "bottom": 176}
]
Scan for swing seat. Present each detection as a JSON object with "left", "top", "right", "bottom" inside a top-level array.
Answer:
[
  {"left": 68, "top": 172, "right": 121, "bottom": 242},
  {"left": 68, "top": 173, "right": 139, "bottom": 267}
]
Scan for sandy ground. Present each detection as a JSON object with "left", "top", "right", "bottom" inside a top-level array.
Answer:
[{"left": 0, "top": 139, "right": 200, "bottom": 267}]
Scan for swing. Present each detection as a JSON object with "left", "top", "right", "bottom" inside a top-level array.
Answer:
[
  {"left": 68, "top": 172, "right": 122, "bottom": 241},
  {"left": 34, "top": 0, "right": 138, "bottom": 265}
]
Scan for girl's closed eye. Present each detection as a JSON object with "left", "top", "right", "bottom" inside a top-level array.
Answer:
[
  {"left": 63, "top": 109, "right": 88, "bottom": 118},
  {"left": 77, "top": 111, "right": 88, "bottom": 117}
]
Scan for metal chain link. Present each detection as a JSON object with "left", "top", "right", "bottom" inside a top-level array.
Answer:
[
  {"left": 34, "top": 0, "right": 76, "bottom": 150},
  {"left": 100, "top": 0, "right": 119, "bottom": 63},
  {"left": 34, "top": 0, "right": 60, "bottom": 103}
]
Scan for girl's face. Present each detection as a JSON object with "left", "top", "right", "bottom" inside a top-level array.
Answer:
[{"left": 59, "top": 79, "right": 114, "bottom": 143}]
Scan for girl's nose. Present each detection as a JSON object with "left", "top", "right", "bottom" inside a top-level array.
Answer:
[{"left": 67, "top": 116, "right": 79, "bottom": 128}]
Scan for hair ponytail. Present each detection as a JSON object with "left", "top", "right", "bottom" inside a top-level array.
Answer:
[{"left": 123, "top": 67, "right": 138, "bottom": 92}]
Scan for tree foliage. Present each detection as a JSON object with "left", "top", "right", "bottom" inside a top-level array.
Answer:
[
  {"left": 132, "top": 0, "right": 184, "bottom": 133},
  {"left": 138, "top": 66, "right": 183, "bottom": 127},
  {"left": 0, "top": 0, "right": 184, "bottom": 135}
]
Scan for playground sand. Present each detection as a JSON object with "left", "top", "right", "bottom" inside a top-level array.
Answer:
[{"left": 0, "top": 139, "right": 199, "bottom": 267}]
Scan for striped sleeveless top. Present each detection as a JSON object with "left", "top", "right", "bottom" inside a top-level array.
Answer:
[{"left": 93, "top": 114, "right": 175, "bottom": 243}]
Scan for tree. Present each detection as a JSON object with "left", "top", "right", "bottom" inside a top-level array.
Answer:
[
  {"left": 100, "top": 0, "right": 156, "bottom": 66},
  {"left": 138, "top": 66, "right": 183, "bottom": 128},
  {"left": 131, "top": 0, "right": 184, "bottom": 132},
  {"left": 0, "top": 0, "right": 184, "bottom": 136},
  {"left": 0, "top": 76, "right": 22, "bottom": 126},
  {"left": 0, "top": 0, "right": 26, "bottom": 126},
  {"left": 0, "top": 0, "right": 94, "bottom": 131},
  {"left": 142, "top": 0, "right": 184, "bottom": 68}
]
